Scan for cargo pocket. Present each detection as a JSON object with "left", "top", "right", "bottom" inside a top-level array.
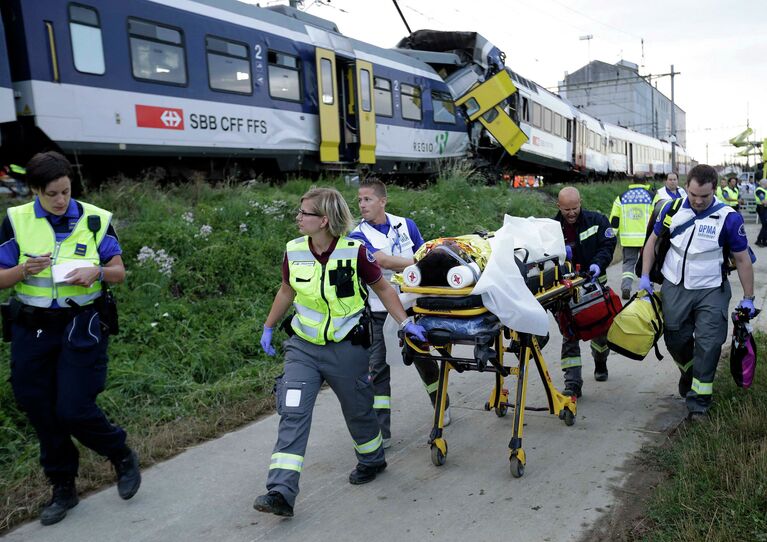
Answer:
[
  {"left": 278, "top": 380, "right": 307, "bottom": 416},
  {"left": 66, "top": 312, "right": 102, "bottom": 351}
]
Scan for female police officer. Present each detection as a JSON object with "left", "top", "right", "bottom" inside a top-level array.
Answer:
[
  {"left": 0, "top": 151, "right": 140, "bottom": 525},
  {"left": 254, "top": 187, "right": 427, "bottom": 517}
]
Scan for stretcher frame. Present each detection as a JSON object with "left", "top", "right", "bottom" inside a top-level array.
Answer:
[{"left": 400, "top": 268, "right": 586, "bottom": 478}]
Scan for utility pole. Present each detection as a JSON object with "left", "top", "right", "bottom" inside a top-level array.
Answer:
[{"left": 670, "top": 64, "right": 677, "bottom": 172}]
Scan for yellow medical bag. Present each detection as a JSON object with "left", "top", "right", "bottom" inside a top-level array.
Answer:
[{"left": 607, "top": 290, "right": 664, "bottom": 360}]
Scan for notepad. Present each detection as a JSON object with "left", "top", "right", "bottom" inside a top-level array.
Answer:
[{"left": 51, "top": 261, "right": 96, "bottom": 283}]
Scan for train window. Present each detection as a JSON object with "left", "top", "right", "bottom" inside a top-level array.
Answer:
[
  {"left": 553, "top": 113, "right": 562, "bottom": 136},
  {"left": 482, "top": 108, "right": 498, "bottom": 123},
  {"left": 400, "top": 83, "right": 422, "bottom": 121},
  {"left": 522, "top": 97, "right": 529, "bottom": 122},
  {"left": 565, "top": 119, "right": 572, "bottom": 142},
  {"left": 128, "top": 18, "right": 186, "bottom": 85},
  {"left": 68, "top": 4, "right": 104, "bottom": 75},
  {"left": 532, "top": 102, "right": 541, "bottom": 128},
  {"left": 373, "top": 77, "right": 392, "bottom": 117},
  {"left": 543, "top": 108, "right": 552, "bottom": 133},
  {"left": 269, "top": 51, "right": 302, "bottom": 102},
  {"left": 431, "top": 91, "right": 455, "bottom": 124},
  {"left": 360, "top": 69, "right": 372, "bottom": 112},
  {"left": 206, "top": 36, "right": 251, "bottom": 95}
]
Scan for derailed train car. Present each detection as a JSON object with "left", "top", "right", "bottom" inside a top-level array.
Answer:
[{"left": 0, "top": 1, "right": 689, "bottom": 180}]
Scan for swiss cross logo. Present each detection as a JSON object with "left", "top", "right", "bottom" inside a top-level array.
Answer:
[{"left": 135, "top": 105, "right": 185, "bottom": 130}]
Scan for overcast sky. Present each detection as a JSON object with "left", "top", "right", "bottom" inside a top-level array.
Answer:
[{"left": 252, "top": 0, "right": 765, "bottom": 166}]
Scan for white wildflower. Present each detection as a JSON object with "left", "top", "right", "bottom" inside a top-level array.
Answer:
[
  {"left": 181, "top": 211, "right": 194, "bottom": 224},
  {"left": 195, "top": 224, "right": 213, "bottom": 239},
  {"left": 137, "top": 247, "right": 175, "bottom": 276},
  {"left": 150, "top": 322, "right": 158, "bottom": 328},
  {"left": 162, "top": 312, "right": 170, "bottom": 318},
  {"left": 239, "top": 223, "right": 248, "bottom": 234}
]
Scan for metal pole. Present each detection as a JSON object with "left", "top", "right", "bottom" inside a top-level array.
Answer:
[
  {"left": 391, "top": 0, "right": 412, "bottom": 35},
  {"left": 671, "top": 64, "right": 677, "bottom": 171}
]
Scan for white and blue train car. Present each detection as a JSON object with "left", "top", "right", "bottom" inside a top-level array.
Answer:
[
  {"left": 0, "top": 0, "right": 468, "bottom": 174},
  {"left": 0, "top": 11, "right": 16, "bottom": 142},
  {"left": 509, "top": 70, "right": 575, "bottom": 175}
]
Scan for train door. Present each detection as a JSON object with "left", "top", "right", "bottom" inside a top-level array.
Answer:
[
  {"left": 574, "top": 121, "right": 586, "bottom": 171},
  {"left": 315, "top": 48, "right": 376, "bottom": 165},
  {"left": 628, "top": 143, "right": 634, "bottom": 176}
]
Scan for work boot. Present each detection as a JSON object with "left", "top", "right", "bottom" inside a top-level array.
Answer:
[
  {"left": 254, "top": 491, "right": 294, "bottom": 517},
  {"left": 40, "top": 479, "right": 78, "bottom": 526},
  {"left": 563, "top": 382, "right": 582, "bottom": 398},
  {"left": 112, "top": 448, "right": 141, "bottom": 500},
  {"left": 349, "top": 461, "right": 387, "bottom": 485},
  {"left": 622, "top": 288, "right": 631, "bottom": 300},
  {"left": 678, "top": 371, "right": 693, "bottom": 398},
  {"left": 594, "top": 360, "right": 608, "bottom": 382}
]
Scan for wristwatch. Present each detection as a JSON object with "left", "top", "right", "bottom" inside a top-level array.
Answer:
[{"left": 399, "top": 316, "right": 414, "bottom": 330}]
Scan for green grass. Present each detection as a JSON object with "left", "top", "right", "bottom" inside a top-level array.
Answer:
[{"left": 634, "top": 332, "right": 767, "bottom": 542}]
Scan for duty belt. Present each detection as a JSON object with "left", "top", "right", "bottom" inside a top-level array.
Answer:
[{"left": 16, "top": 304, "right": 87, "bottom": 328}]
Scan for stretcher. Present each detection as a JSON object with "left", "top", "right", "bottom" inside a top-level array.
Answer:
[{"left": 399, "top": 255, "right": 587, "bottom": 478}]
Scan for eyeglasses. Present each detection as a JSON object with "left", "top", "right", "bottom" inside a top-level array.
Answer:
[{"left": 296, "top": 208, "right": 322, "bottom": 218}]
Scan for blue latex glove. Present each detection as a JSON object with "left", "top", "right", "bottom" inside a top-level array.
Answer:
[
  {"left": 738, "top": 298, "right": 756, "bottom": 318},
  {"left": 588, "top": 264, "right": 600, "bottom": 283},
  {"left": 565, "top": 245, "right": 573, "bottom": 261},
  {"left": 260, "top": 325, "right": 276, "bottom": 356},
  {"left": 638, "top": 274, "right": 653, "bottom": 296},
  {"left": 403, "top": 322, "right": 428, "bottom": 343}
]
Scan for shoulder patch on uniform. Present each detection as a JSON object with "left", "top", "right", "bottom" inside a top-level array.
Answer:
[
  {"left": 366, "top": 248, "right": 376, "bottom": 262},
  {"left": 738, "top": 224, "right": 746, "bottom": 237},
  {"left": 604, "top": 227, "right": 616, "bottom": 238}
]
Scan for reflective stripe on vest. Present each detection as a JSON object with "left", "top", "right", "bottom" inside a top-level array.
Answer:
[
  {"left": 286, "top": 236, "right": 366, "bottom": 345},
  {"left": 7, "top": 201, "right": 110, "bottom": 308}
]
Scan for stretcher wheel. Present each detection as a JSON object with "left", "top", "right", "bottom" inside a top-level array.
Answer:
[
  {"left": 509, "top": 456, "right": 525, "bottom": 478},
  {"left": 484, "top": 402, "right": 491, "bottom": 411},
  {"left": 495, "top": 404, "right": 508, "bottom": 417},
  {"left": 431, "top": 443, "right": 447, "bottom": 466},
  {"left": 560, "top": 409, "right": 575, "bottom": 426}
]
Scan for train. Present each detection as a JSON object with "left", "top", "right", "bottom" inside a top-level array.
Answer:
[{"left": 0, "top": 0, "right": 690, "bottom": 181}]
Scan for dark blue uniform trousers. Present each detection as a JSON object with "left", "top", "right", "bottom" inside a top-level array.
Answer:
[{"left": 10, "top": 309, "right": 126, "bottom": 480}]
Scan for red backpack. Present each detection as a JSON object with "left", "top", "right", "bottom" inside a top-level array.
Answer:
[{"left": 557, "top": 282, "right": 622, "bottom": 341}]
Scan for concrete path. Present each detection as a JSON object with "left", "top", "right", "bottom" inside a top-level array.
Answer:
[{"left": 5, "top": 221, "right": 766, "bottom": 542}]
